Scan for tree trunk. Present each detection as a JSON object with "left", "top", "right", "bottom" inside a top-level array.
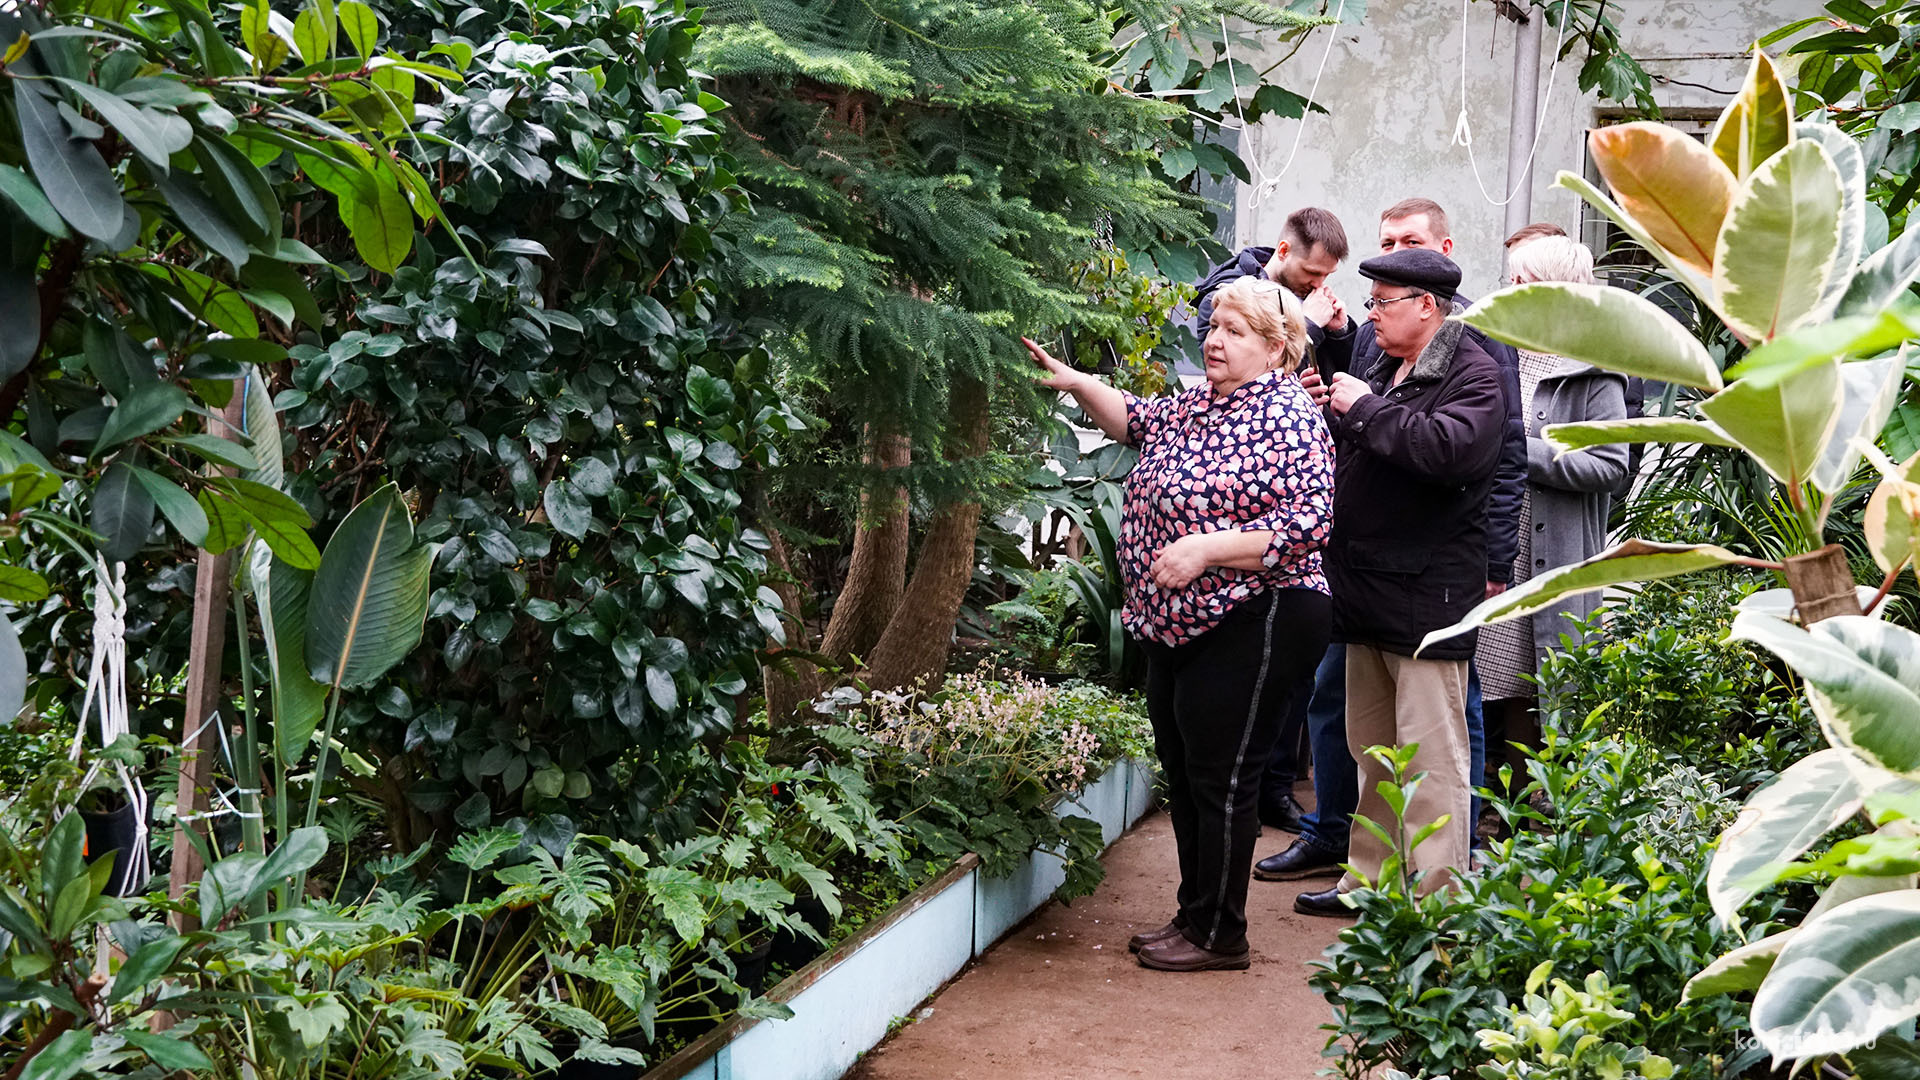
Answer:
[
  {"left": 762, "top": 526, "right": 820, "bottom": 725},
  {"left": 866, "top": 378, "right": 990, "bottom": 692},
  {"left": 817, "top": 430, "right": 911, "bottom": 666}
]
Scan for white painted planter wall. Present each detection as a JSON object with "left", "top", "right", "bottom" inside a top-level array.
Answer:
[{"left": 645, "top": 757, "right": 1157, "bottom": 1080}]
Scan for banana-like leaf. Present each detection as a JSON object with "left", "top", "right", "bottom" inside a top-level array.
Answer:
[
  {"left": 1798, "top": 121, "right": 1868, "bottom": 322},
  {"left": 1458, "top": 283, "right": 1722, "bottom": 391},
  {"left": 1554, "top": 171, "right": 1717, "bottom": 306},
  {"left": 1697, "top": 361, "right": 1844, "bottom": 489},
  {"left": 1752, "top": 891, "right": 1920, "bottom": 1059},
  {"left": 1713, "top": 139, "right": 1845, "bottom": 342},
  {"left": 305, "top": 483, "right": 431, "bottom": 691},
  {"left": 1683, "top": 930, "right": 1795, "bottom": 1002},
  {"left": 1417, "top": 539, "right": 1750, "bottom": 655},
  {"left": 0, "top": 610, "right": 23, "bottom": 725},
  {"left": 1588, "top": 122, "right": 1738, "bottom": 276},
  {"left": 1544, "top": 416, "right": 1739, "bottom": 455},
  {"left": 1709, "top": 51, "right": 1791, "bottom": 181},
  {"left": 1814, "top": 356, "right": 1906, "bottom": 494},
  {"left": 1707, "top": 747, "right": 1861, "bottom": 929},
  {"left": 1731, "top": 613, "right": 1920, "bottom": 778},
  {"left": 1841, "top": 227, "right": 1920, "bottom": 318},
  {"left": 242, "top": 366, "right": 283, "bottom": 489},
  {"left": 252, "top": 543, "right": 327, "bottom": 766}
]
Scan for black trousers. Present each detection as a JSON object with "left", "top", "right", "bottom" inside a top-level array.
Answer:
[{"left": 1140, "top": 587, "right": 1332, "bottom": 953}]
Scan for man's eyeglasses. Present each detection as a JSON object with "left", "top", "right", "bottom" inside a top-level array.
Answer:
[{"left": 1362, "top": 294, "right": 1423, "bottom": 311}]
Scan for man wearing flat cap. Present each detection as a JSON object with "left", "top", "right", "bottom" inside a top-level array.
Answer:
[{"left": 1291, "top": 246, "right": 1505, "bottom": 914}]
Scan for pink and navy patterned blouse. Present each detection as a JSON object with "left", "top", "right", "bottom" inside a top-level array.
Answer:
[{"left": 1119, "top": 372, "right": 1334, "bottom": 647}]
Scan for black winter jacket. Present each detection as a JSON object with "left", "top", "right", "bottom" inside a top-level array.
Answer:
[
  {"left": 1326, "top": 320, "right": 1506, "bottom": 660},
  {"left": 1321, "top": 298, "right": 1525, "bottom": 584},
  {"left": 1190, "top": 246, "right": 1355, "bottom": 364}
]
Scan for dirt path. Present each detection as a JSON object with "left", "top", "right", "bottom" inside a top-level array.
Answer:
[{"left": 844, "top": 793, "right": 1349, "bottom": 1080}]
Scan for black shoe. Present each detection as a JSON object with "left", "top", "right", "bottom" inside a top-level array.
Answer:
[
  {"left": 1258, "top": 792, "right": 1306, "bottom": 834},
  {"left": 1293, "top": 887, "right": 1355, "bottom": 918},
  {"left": 1252, "top": 838, "right": 1342, "bottom": 881}
]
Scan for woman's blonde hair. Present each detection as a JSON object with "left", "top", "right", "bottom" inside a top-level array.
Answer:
[{"left": 1209, "top": 275, "right": 1310, "bottom": 374}]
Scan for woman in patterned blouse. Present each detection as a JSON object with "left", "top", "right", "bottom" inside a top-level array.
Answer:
[{"left": 1022, "top": 275, "right": 1334, "bottom": 972}]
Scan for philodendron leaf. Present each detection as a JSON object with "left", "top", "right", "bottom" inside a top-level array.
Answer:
[
  {"left": 1544, "top": 416, "right": 1739, "bottom": 455},
  {"left": 1587, "top": 121, "right": 1737, "bottom": 276},
  {"left": 1812, "top": 356, "right": 1906, "bottom": 494},
  {"left": 305, "top": 483, "right": 431, "bottom": 691},
  {"left": 1697, "top": 361, "right": 1844, "bottom": 490},
  {"left": 1417, "top": 539, "right": 1750, "bottom": 655},
  {"left": 1457, "top": 283, "right": 1722, "bottom": 391},
  {"left": 1753, "top": 892, "right": 1920, "bottom": 1059},
  {"left": 1713, "top": 139, "right": 1844, "bottom": 342},
  {"left": 1840, "top": 226, "right": 1920, "bottom": 318},
  {"left": 1683, "top": 930, "right": 1795, "bottom": 1002},
  {"left": 1731, "top": 613, "right": 1920, "bottom": 778},
  {"left": 1706, "top": 747, "right": 1861, "bottom": 929},
  {"left": 1708, "top": 50, "right": 1791, "bottom": 181},
  {"left": 252, "top": 544, "right": 326, "bottom": 766},
  {"left": 1797, "top": 121, "right": 1868, "bottom": 322}
]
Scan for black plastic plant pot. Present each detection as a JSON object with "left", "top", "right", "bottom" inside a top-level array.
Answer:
[
  {"left": 766, "top": 895, "right": 832, "bottom": 971},
  {"left": 79, "top": 799, "right": 143, "bottom": 897},
  {"left": 731, "top": 933, "right": 774, "bottom": 998}
]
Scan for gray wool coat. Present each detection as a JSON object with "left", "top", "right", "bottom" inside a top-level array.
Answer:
[{"left": 1522, "top": 356, "right": 1630, "bottom": 656}]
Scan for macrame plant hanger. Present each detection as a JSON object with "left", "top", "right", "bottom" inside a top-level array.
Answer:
[{"left": 67, "top": 559, "right": 152, "bottom": 903}]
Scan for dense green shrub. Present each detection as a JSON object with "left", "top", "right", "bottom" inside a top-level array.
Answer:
[
  {"left": 1536, "top": 571, "right": 1817, "bottom": 786},
  {"left": 1311, "top": 711, "right": 1786, "bottom": 1080},
  {"left": 277, "top": 0, "right": 799, "bottom": 846}
]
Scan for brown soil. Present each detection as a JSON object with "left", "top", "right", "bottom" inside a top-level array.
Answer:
[{"left": 844, "top": 792, "right": 1350, "bottom": 1080}]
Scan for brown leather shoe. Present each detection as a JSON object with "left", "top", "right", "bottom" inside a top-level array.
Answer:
[
  {"left": 1135, "top": 934, "right": 1251, "bottom": 972},
  {"left": 1127, "top": 920, "right": 1184, "bottom": 953}
]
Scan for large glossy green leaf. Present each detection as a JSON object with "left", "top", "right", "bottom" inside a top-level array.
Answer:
[
  {"left": 54, "top": 78, "right": 174, "bottom": 172},
  {"left": 1848, "top": 1035, "right": 1920, "bottom": 1079},
  {"left": 192, "top": 133, "right": 279, "bottom": 245},
  {"left": 241, "top": 366, "right": 283, "bottom": 488},
  {"left": 1714, "top": 139, "right": 1845, "bottom": 341},
  {"left": 93, "top": 460, "right": 155, "bottom": 562},
  {"left": 93, "top": 380, "right": 191, "bottom": 455},
  {"left": 18, "top": 1029, "right": 89, "bottom": 1080},
  {"left": 0, "top": 162, "right": 70, "bottom": 238},
  {"left": 219, "top": 477, "right": 318, "bottom": 569},
  {"left": 1697, "top": 361, "right": 1844, "bottom": 489},
  {"left": 1865, "top": 450, "right": 1920, "bottom": 577},
  {"left": 1841, "top": 227, "right": 1920, "bottom": 318},
  {"left": 1683, "top": 930, "right": 1794, "bottom": 1002},
  {"left": 0, "top": 611, "right": 24, "bottom": 726},
  {"left": 0, "top": 266, "right": 38, "bottom": 381},
  {"left": 1417, "top": 540, "right": 1750, "bottom": 654},
  {"left": 1707, "top": 747, "right": 1861, "bottom": 928},
  {"left": 345, "top": 166, "right": 412, "bottom": 273},
  {"left": 252, "top": 544, "right": 326, "bottom": 766},
  {"left": 1708, "top": 51, "right": 1791, "bottom": 181},
  {"left": 1798, "top": 121, "right": 1868, "bottom": 321},
  {"left": 14, "top": 80, "right": 124, "bottom": 241},
  {"left": 1814, "top": 356, "right": 1907, "bottom": 494},
  {"left": 151, "top": 167, "right": 250, "bottom": 271},
  {"left": 305, "top": 483, "right": 431, "bottom": 690},
  {"left": 1458, "top": 283, "right": 1723, "bottom": 391},
  {"left": 1732, "top": 613, "right": 1920, "bottom": 777},
  {"left": 128, "top": 466, "right": 207, "bottom": 545},
  {"left": 1588, "top": 121, "right": 1737, "bottom": 276},
  {"left": 1753, "top": 891, "right": 1920, "bottom": 1058},
  {"left": 1544, "top": 416, "right": 1739, "bottom": 455}
]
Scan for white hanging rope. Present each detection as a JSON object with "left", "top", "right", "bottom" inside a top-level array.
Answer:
[
  {"left": 1213, "top": 0, "right": 1348, "bottom": 211},
  {"left": 68, "top": 559, "right": 151, "bottom": 899},
  {"left": 1452, "top": 0, "right": 1572, "bottom": 207}
]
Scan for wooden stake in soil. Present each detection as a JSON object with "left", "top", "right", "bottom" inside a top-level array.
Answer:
[
  {"left": 1783, "top": 544, "right": 1864, "bottom": 625},
  {"left": 167, "top": 383, "right": 249, "bottom": 932}
]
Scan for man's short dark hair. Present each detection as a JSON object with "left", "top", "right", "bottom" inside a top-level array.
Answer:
[
  {"left": 1380, "top": 197, "right": 1449, "bottom": 238},
  {"left": 1281, "top": 207, "right": 1349, "bottom": 262},
  {"left": 1504, "top": 221, "right": 1568, "bottom": 249}
]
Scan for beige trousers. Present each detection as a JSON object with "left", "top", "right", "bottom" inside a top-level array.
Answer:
[{"left": 1336, "top": 645, "right": 1472, "bottom": 894}]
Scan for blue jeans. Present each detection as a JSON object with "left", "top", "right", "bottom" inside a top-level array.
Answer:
[
  {"left": 1467, "top": 661, "right": 1485, "bottom": 844},
  {"left": 1299, "top": 643, "right": 1355, "bottom": 854}
]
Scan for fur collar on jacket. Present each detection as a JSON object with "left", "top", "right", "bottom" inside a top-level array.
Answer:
[{"left": 1364, "top": 318, "right": 1467, "bottom": 389}]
